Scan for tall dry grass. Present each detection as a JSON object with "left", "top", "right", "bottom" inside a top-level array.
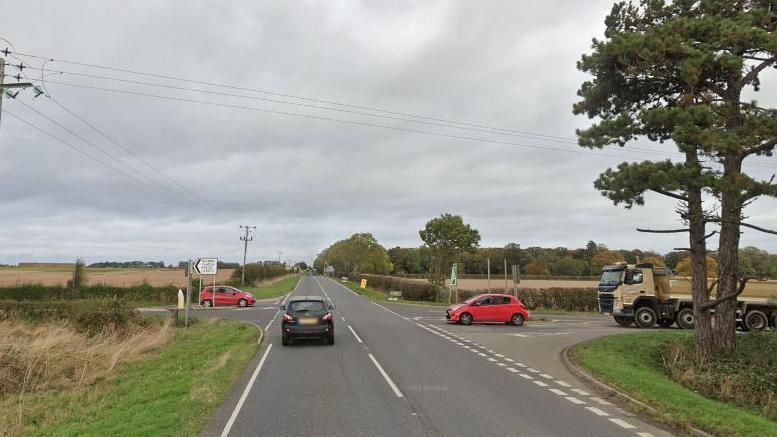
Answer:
[{"left": 0, "top": 318, "right": 175, "bottom": 431}]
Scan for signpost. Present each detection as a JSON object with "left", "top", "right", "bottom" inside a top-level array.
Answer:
[
  {"left": 450, "top": 263, "right": 458, "bottom": 304},
  {"left": 511, "top": 264, "right": 521, "bottom": 297},
  {"left": 194, "top": 258, "right": 218, "bottom": 308}
]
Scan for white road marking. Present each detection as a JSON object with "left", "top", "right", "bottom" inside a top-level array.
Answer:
[
  {"left": 368, "top": 353, "right": 404, "bottom": 398},
  {"left": 539, "top": 374, "right": 554, "bottom": 380},
  {"left": 527, "top": 368, "right": 540, "bottom": 373},
  {"left": 609, "top": 418, "right": 636, "bottom": 429},
  {"left": 519, "top": 373, "right": 534, "bottom": 380},
  {"left": 516, "top": 363, "right": 528, "bottom": 368},
  {"left": 506, "top": 367, "right": 519, "bottom": 373},
  {"left": 549, "top": 388, "right": 567, "bottom": 396},
  {"left": 585, "top": 407, "right": 609, "bottom": 417},
  {"left": 555, "top": 380, "right": 572, "bottom": 387},
  {"left": 341, "top": 316, "right": 346, "bottom": 322},
  {"left": 636, "top": 433, "right": 656, "bottom": 437},
  {"left": 347, "top": 325, "right": 363, "bottom": 343},
  {"left": 496, "top": 363, "right": 506, "bottom": 367},
  {"left": 494, "top": 353, "right": 505, "bottom": 358},
  {"left": 487, "top": 357, "right": 498, "bottom": 362},
  {"left": 371, "top": 301, "right": 409, "bottom": 320},
  {"left": 220, "top": 343, "right": 273, "bottom": 437},
  {"left": 565, "top": 396, "right": 586, "bottom": 405},
  {"left": 478, "top": 352, "right": 488, "bottom": 357},
  {"left": 571, "top": 388, "right": 590, "bottom": 396},
  {"left": 533, "top": 380, "right": 548, "bottom": 387},
  {"left": 590, "top": 397, "right": 612, "bottom": 405},
  {"left": 503, "top": 357, "right": 514, "bottom": 362}
]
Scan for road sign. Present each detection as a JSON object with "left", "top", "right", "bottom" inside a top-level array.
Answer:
[
  {"left": 193, "top": 258, "right": 218, "bottom": 275},
  {"left": 450, "top": 263, "right": 458, "bottom": 286}
]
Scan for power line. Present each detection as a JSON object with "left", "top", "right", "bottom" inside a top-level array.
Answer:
[{"left": 2, "top": 107, "right": 219, "bottom": 216}]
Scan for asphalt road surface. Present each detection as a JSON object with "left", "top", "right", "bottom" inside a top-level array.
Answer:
[{"left": 197, "top": 276, "right": 675, "bottom": 437}]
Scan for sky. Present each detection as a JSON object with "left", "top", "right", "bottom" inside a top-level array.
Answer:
[{"left": 0, "top": 0, "right": 775, "bottom": 265}]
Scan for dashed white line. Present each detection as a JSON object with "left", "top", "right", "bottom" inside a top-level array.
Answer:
[
  {"left": 506, "top": 367, "right": 520, "bottom": 373},
  {"left": 539, "top": 374, "right": 554, "bottom": 380},
  {"left": 503, "top": 357, "right": 514, "bottom": 362},
  {"left": 585, "top": 407, "right": 609, "bottom": 417},
  {"left": 519, "top": 373, "right": 534, "bottom": 380},
  {"left": 609, "top": 418, "right": 636, "bottom": 429},
  {"left": 565, "top": 396, "right": 586, "bottom": 405},
  {"left": 590, "top": 397, "right": 612, "bottom": 405},
  {"left": 571, "top": 388, "right": 590, "bottom": 396},
  {"left": 527, "top": 368, "right": 540, "bottom": 373},
  {"left": 555, "top": 380, "right": 572, "bottom": 387},
  {"left": 494, "top": 353, "right": 505, "bottom": 358},
  {"left": 347, "top": 325, "right": 363, "bottom": 343},
  {"left": 636, "top": 433, "right": 656, "bottom": 437},
  {"left": 220, "top": 343, "right": 273, "bottom": 437},
  {"left": 496, "top": 363, "right": 506, "bottom": 367},
  {"left": 341, "top": 316, "right": 346, "bottom": 322},
  {"left": 368, "top": 353, "right": 404, "bottom": 398},
  {"left": 549, "top": 388, "right": 567, "bottom": 396},
  {"left": 533, "top": 380, "right": 549, "bottom": 387},
  {"left": 487, "top": 357, "right": 498, "bottom": 362},
  {"left": 478, "top": 352, "right": 488, "bottom": 357},
  {"left": 516, "top": 363, "right": 528, "bottom": 368}
]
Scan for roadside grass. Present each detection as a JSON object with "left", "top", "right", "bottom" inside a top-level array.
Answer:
[
  {"left": 1, "top": 318, "right": 258, "bottom": 436},
  {"left": 572, "top": 332, "right": 777, "bottom": 436},
  {"left": 243, "top": 274, "right": 300, "bottom": 300}
]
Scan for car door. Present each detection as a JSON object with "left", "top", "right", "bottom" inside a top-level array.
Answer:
[
  {"left": 224, "top": 287, "right": 239, "bottom": 305},
  {"left": 474, "top": 297, "right": 496, "bottom": 322},
  {"left": 214, "top": 287, "right": 230, "bottom": 306},
  {"left": 493, "top": 296, "right": 512, "bottom": 322}
]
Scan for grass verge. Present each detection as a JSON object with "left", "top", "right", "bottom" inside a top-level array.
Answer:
[
  {"left": 1, "top": 318, "right": 258, "bottom": 436},
  {"left": 571, "top": 332, "right": 777, "bottom": 436},
  {"left": 243, "top": 275, "right": 300, "bottom": 300}
]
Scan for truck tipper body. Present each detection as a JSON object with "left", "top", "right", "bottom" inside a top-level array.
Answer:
[{"left": 598, "top": 262, "right": 777, "bottom": 330}]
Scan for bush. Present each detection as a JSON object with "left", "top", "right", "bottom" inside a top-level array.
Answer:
[
  {"left": 456, "top": 287, "right": 598, "bottom": 312},
  {"left": 348, "top": 273, "right": 435, "bottom": 300},
  {"left": 0, "top": 282, "right": 180, "bottom": 305},
  {"left": 231, "top": 263, "right": 288, "bottom": 285},
  {"left": 0, "top": 299, "right": 144, "bottom": 335},
  {"left": 663, "top": 333, "right": 777, "bottom": 420}
]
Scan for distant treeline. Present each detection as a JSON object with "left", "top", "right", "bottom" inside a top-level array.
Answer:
[{"left": 89, "top": 261, "right": 168, "bottom": 268}]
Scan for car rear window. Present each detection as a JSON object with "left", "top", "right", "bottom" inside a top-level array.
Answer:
[{"left": 289, "top": 301, "right": 326, "bottom": 312}]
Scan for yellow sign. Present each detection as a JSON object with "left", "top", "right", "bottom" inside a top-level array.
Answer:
[{"left": 360, "top": 279, "right": 367, "bottom": 288}]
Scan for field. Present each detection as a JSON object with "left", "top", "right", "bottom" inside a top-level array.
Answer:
[
  {"left": 450, "top": 278, "right": 599, "bottom": 290},
  {"left": 0, "top": 267, "right": 235, "bottom": 287}
]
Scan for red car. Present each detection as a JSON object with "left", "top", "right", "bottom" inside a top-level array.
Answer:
[
  {"left": 446, "top": 294, "right": 529, "bottom": 326},
  {"left": 200, "top": 286, "right": 256, "bottom": 307}
]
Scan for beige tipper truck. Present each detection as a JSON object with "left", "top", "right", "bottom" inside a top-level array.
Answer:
[{"left": 598, "top": 262, "right": 777, "bottom": 330}]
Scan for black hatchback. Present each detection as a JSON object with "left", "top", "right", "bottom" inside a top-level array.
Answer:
[{"left": 281, "top": 296, "right": 335, "bottom": 345}]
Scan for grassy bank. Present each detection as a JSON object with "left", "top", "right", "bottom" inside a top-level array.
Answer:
[
  {"left": 1, "top": 318, "right": 258, "bottom": 436},
  {"left": 572, "top": 332, "right": 777, "bottom": 436},
  {"left": 243, "top": 274, "right": 300, "bottom": 299}
]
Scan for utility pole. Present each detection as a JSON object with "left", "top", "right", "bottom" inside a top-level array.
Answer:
[
  {"left": 240, "top": 225, "right": 256, "bottom": 285},
  {"left": 0, "top": 57, "right": 33, "bottom": 128},
  {"left": 487, "top": 258, "right": 491, "bottom": 293}
]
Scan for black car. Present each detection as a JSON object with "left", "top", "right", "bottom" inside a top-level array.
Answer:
[{"left": 281, "top": 296, "right": 335, "bottom": 345}]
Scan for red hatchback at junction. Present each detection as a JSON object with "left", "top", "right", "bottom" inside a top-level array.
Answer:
[
  {"left": 446, "top": 294, "right": 530, "bottom": 326},
  {"left": 199, "top": 286, "right": 256, "bottom": 308}
]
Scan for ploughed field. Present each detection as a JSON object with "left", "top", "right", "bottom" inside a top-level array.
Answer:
[{"left": 0, "top": 267, "right": 235, "bottom": 287}]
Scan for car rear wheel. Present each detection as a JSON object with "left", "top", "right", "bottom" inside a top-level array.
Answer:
[
  {"left": 460, "top": 313, "right": 473, "bottom": 325},
  {"left": 203, "top": 300, "right": 213, "bottom": 308},
  {"left": 676, "top": 308, "right": 694, "bottom": 329},
  {"left": 634, "top": 307, "right": 657, "bottom": 329},
  {"left": 511, "top": 313, "right": 525, "bottom": 326},
  {"left": 238, "top": 298, "right": 247, "bottom": 307},
  {"left": 743, "top": 310, "right": 768, "bottom": 332},
  {"left": 614, "top": 316, "right": 633, "bottom": 327}
]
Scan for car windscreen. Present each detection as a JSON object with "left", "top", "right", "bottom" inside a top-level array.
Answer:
[
  {"left": 288, "top": 301, "right": 326, "bottom": 313},
  {"left": 463, "top": 296, "right": 478, "bottom": 304},
  {"left": 599, "top": 269, "right": 623, "bottom": 285}
]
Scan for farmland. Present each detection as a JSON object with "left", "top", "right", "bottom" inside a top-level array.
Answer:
[{"left": 0, "top": 266, "right": 235, "bottom": 287}]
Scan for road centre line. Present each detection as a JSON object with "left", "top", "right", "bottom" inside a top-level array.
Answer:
[
  {"left": 368, "top": 353, "right": 404, "bottom": 398},
  {"left": 609, "top": 418, "right": 636, "bottom": 429},
  {"left": 220, "top": 343, "right": 273, "bottom": 437},
  {"left": 347, "top": 325, "right": 363, "bottom": 343}
]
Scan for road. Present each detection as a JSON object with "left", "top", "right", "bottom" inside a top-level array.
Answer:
[{"left": 197, "top": 276, "right": 675, "bottom": 437}]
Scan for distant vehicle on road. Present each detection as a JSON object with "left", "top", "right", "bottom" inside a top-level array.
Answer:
[
  {"left": 281, "top": 296, "right": 335, "bottom": 345},
  {"left": 445, "top": 294, "right": 529, "bottom": 326},
  {"left": 199, "top": 286, "right": 256, "bottom": 308}
]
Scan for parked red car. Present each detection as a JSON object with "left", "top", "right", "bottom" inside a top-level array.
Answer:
[
  {"left": 199, "top": 286, "right": 256, "bottom": 307},
  {"left": 446, "top": 294, "right": 529, "bottom": 326}
]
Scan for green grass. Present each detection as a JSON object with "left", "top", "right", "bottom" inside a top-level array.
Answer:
[
  {"left": 572, "top": 332, "right": 777, "bottom": 436},
  {"left": 3, "top": 319, "right": 259, "bottom": 436},
  {"left": 243, "top": 275, "right": 300, "bottom": 299}
]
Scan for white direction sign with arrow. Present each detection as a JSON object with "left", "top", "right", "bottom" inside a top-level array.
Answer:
[{"left": 193, "top": 258, "right": 218, "bottom": 275}]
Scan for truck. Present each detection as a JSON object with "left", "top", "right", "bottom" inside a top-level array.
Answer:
[{"left": 597, "top": 262, "right": 777, "bottom": 331}]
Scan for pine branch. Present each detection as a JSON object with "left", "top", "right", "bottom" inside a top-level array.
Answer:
[
  {"left": 745, "top": 138, "right": 777, "bottom": 156},
  {"left": 649, "top": 188, "right": 689, "bottom": 202},
  {"left": 742, "top": 56, "right": 777, "bottom": 85},
  {"left": 636, "top": 228, "right": 689, "bottom": 233},
  {"left": 740, "top": 222, "right": 777, "bottom": 235}
]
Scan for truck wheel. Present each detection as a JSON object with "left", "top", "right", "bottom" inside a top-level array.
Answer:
[
  {"left": 634, "top": 307, "right": 657, "bottom": 329},
  {"left": 614, "top": 316, "right": 633, "bottom": 327},
  {"left": 743, "top": 310, "right": 768, "bottom": 332},
  {"left": 676, "top": 308, "right": 695, "bottom": 329},
  {"left": 657, "top": 318, "right": 675, "bottom": 328}
]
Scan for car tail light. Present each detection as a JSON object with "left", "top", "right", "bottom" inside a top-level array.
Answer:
[
  {"left": 282, "top": 313, "right": 294, "bottom": 322},
  {"left": 322, "top": 313, "right": 333, "bottom": 321}
]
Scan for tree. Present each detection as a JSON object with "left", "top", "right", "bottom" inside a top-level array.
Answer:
[
  {"left": 316, "top": 233, "right": 393, "bottom": 275},
  {"left": 575, "top": 1, "right": 777, "bottom": 357},
  {"left": 738, "top": 246, "right": 776, "bottom": 280},
  {"left": 419, "top": 214, "right": 481, "bottom": 299},
  {"left": 590, "top": 251, "right": 626, "bottom": 274},
  {"left": 641, "top": 255, "right": 666, "bottom": 268},
  {"left": 675, "top": 256, "right": 719, "bottom": 278},
  {"left": 524, "top": 260, "right": 547, "bottom": 276},
  {"left": 550, "top": 257, "right": 587, "bottom": 276}
]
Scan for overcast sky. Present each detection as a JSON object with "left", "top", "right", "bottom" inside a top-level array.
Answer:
[{"left": 1, "top": 0, "right": 775, "bottom": 265}]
